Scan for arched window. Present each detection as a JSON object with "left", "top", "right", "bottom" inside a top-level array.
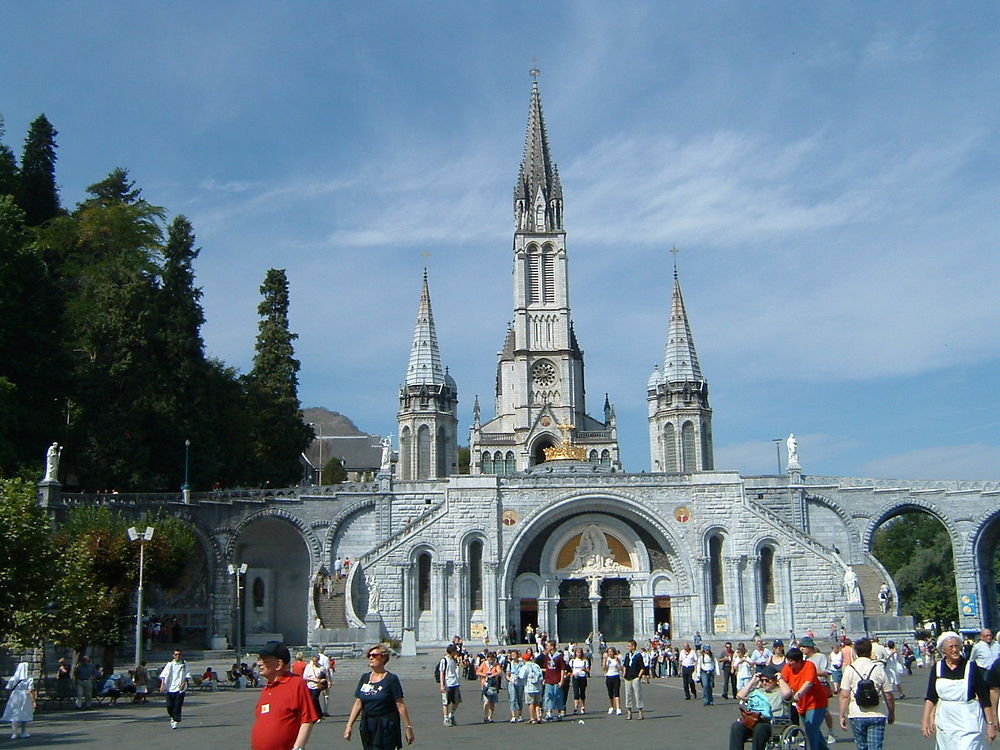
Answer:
[
  {"left": 600, "top": 449, "right": 611, "bottom": 467},
  {"left": 709, "top": 534, "right": 725, "bottom": 605},
  {"left": 418, "top": 553, "right": 432, "bottom": 611},
  {"left": 589, "top": 450, "right": 598, "bottom": 462},
  {"left": 469, "top": 540, "right": 483, "bottom": 611},
  {"left": 505, "top": 451, "right": 515, "bottom": 474},
  {"left": 526, "top": 245, "right": 540, "bottom": 305},
  {"left": 481, "top": 452, "right": 493, "bottom": 474},
  {"left": 682, "top": 421, "right": 697, "bottom": 471},
  {"left": 252, "top": 576, "right": 265, "bottom": 608},
  {"left": 701, "top": 423, "right": 713, "bottom": 470},
  {"left": 494, "top": 451, "right": 505, "bottom": 475},
  {"left": 417, "top": 425, "right": 431, "bottom": 479},
  {"left": 760, "top": 546, "right": 776, "bottom": 604},
  {"left": 541, "top": 245, "right": 555, "bottom": 304},
  {"left": 664, "top": 423, "right": 678, "bottom": 472},
  {"left": 400, "top": 427, "right": 412, "bottom": 481},
  {"left": 436, "top": 426, "right": 447, "bottom": 477}
]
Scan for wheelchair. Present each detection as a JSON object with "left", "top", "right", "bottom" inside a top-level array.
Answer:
[{"left": 765, "top": 718, "right": 809, "bottom": 750}]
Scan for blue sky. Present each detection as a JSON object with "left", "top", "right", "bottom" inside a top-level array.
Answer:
[{"left": 4, "top": 2, "right": 999, "bottom": 478}]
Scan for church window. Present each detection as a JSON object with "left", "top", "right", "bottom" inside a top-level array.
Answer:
[
  {"left": 589, "top": 450, "right": 598, "bottom": 462},
  {"left": 417, "top": 425, "right": 431, "bottom": 480},
  {"left": 505, "top": 451, "right": 515, "bottom": 473},
  {"left": 600, "top": 449, "right": 611, "bottom": 467},
  {"left": 681, "top": 421, "right": 697, "bottom": 471},
  {"left": 535, "top": 200, "right": 545, "bottom": 229},
  {"left": 701, "top": 423, "right": 713, "bottom": 470},
  {"left": 541, "top": 245, "right": 555, "bottom": 304},
  {"left": 664, "top": 423, "right": 678, "bottom": 473},
  {"left": 400, "top": 427, "right": 412, "bottom": 481},
  {"left": 760, "top": 546, "right": 776, "bottom": 604},
  {"left": 526, "top": 246, "right": 541, "bottom": 304},
  {"left": 709, "top": 534, "right": 725, "bottom": 605},
  {"left": 436, "top": 426, "right": 447, "bottom": 477},
  {"left": 469, "top": 540, "right": 483, "bottom": 611},
  {"left": 418, "top": 553, "right": 431, "bottom": 611},
  {"left": 494, "top": 451, "right": 505, "bottom": 474},
  {"left": 481, "top": 452, "right": 493, "bottom": 474},
  {"left": 253, "top": 576, "right": 265, "bottom": 609}
]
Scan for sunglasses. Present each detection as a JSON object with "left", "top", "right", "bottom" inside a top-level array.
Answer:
[{"left": 367, "top": 652, "right": 385, "bottom": 659}]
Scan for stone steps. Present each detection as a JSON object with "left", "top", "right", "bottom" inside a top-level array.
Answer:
[
  {"left": 315, "top": 576, "right": 349, "bottom": 628},
  {"left": 852, "top": 563, "right": 889, "bottom": 616}
]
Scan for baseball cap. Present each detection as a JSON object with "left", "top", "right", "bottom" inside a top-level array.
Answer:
[
  {"left": 258, "top": 640, "right": 291, "bottom": 663},
  {"left": 799, "top": 636, "right": 816, "bottom": 649},
  {"left": 772, "top": 639, "right": 784, "bottom": 648},
  {"left": 757, "top": 665, "right": 779, "bottom": 679}
]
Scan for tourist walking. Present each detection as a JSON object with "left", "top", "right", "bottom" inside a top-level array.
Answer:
[
  {"left": 438, "top": 644, "right": 462, "bottom": 726},
  {"left": 783, "top": 647, "right": 830, "bottom": 750},
  {"left": 537, "top": 640, "right": 569, "bottom": 720},
  {"left": 74, "top": 655, "right": 98, "bottom": 709},
  {"left": 570, "top": 646, "right": 590, "bottom": 714},
  {"left": 2, "top": 663, "right": 36, "bottom": 739},
  {"left": 695, "top": 644, "right": 718, "bottom": 706},
  {"left": 344, "top": 644, "right": 414, "bottom": 749},
  {"left": 720, "top": 642, "right": 735, "bottom": 698},
  {"left": 680, "top": 642, "right": 698, "bottom": 699},
  {"left": 622, "top": 640, "right": 646, "bottom": 719},
  {"left": 838, "top": 638, "right": 894, "bottom": 750},
  {"left": 521, "top": 651, "right": 544, "bottom": 723},
  {"left": 252, "top": 641, "right": 318, "bottom": 750},
  {"left": 505, "top": 649, "right": 524, "bottom": 722},
  {"left": 476, "top": 651, "right": 502, "bottom": 722},
  {"left": 603, "top": 646, "right": 623, "bottom": 715},
  {"left": 159, "top": 649, "right": 191, "bottom": 729},
  {"left": 303, "top": 653, "right": 328, "bottom": 719}
]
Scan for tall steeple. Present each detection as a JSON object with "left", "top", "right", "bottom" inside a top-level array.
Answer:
[
  {"left": 648, "top": 260, "right": 713, "bottom": 473},
  {"left": 405, "top": 269, "right": 446, "bottom": 386},
  {"left": 398, "top": 270, "right": 458, "bottom": 480},
  {"left": 470, "top": 74, "right": 620, "bottom": 474},
  {"left": 514, "top": 76, "right": 563, "bottom": 233}
]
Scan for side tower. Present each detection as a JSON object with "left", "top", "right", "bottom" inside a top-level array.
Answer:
[
  {"left": 648, "top": 265, "right": 714, "bottom": 472},
  {"left": 397, "top": 270, "right": 458, "bottom": 479},
  {"left": 470, "top": 76, "right": 620, "bottom": 473}
]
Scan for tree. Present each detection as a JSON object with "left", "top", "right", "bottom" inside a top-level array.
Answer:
[
  {"left": 0, "top": 478, "right": 56, "bottom": 647},
  {"left": 19, "top": 114, "right": 61, "bottom": 226},
  {"left": 244, "top": 269, "right": 313, "bottom": 486},
  {"left": 0, "top": 117, "right": 18, "bottom": 199},
  {"left": 323, "top": 456, "right": 347, "bottom": 484},
  {"left": 872, "top": 512, "right": 958, "bottom": 625}
]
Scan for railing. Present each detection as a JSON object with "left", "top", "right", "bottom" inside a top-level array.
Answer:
[
  {"left": 357, "top": 501, "right": 448, "bottom": 568},
  {"left": 478, "top": 434, "right": 517, "bottom": 444},
  {"left": 743, "top": 495, "right": 840, "bottom": 561}
]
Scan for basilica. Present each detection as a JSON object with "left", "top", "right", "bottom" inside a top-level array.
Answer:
[{"left": 39, "top": 79, "right": 1000, "bottom": 649}]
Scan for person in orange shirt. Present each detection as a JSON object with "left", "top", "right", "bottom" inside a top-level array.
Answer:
[
  {"left": 782, "top": 647, "right": 830, "bottom": 750},
  {"left": 476, "top": 652, "right": 503, "bottom": 723},
  {"left": 291, "top": 652, "right": 308, "bottom": 678}
]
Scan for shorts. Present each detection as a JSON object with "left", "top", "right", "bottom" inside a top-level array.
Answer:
[
  {"left": 442, "top": 685, "right": 462, "bottom": 706},
  {"left": 525, "top": 691, "right": 542, "bottom": 706}
]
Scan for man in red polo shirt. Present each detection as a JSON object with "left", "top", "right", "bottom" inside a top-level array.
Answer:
[{"left": 251, "top": 641, "right": 319, "bottom": 750}]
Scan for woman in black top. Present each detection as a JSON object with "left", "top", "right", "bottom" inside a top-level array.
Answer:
[{"left": 345, "top": 645, "right": 415, "bottom": 750}]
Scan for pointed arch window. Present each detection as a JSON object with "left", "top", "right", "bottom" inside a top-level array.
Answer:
[
  {"left": 416, "top": 425, "right": 431, "bottom": 480},
  {"left": 526, "top": 245, "right": 541, "bottom": 305},
  {"left": 468, "top": 540, "right": 484, "bottom": 611},
  {"left": 600, "top": 449, "right": 611, "bottom": 467},
  {"left": 681, "top": 421, "right": 697, "bottom": 471},
  {"left": 436, "top": 426, "right": 447, "bottom": 477},
  {"left": 541, "top": 245, "right": 555, "bottom": 304},
  {"left": 664, "top": 423, "right": 678, "bottom": 473},
  {"left": 709, "top": 534, "right": 725, "bottom": 605},
  {"left": 418, "top": 553, "right": 432, "bottom": 611},
  {"left": 481, "top": 452, "right": 493, "bottom": 475},
  {"left": 505, "top": 451, "right": 515, "bottom": 474},
  {"left": 760, "top": 546, "right": 776, "bottom": 604},
  {"left": 400, "top": 427, "right": 412, "bottom": 481}
]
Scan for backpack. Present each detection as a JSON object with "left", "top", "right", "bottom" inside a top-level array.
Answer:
[
  {"left": 850, "top": 664, "right": 880, "bottom": 708},
  {"left": 434, "top": 658, "right": 444, "bottom": 683}
]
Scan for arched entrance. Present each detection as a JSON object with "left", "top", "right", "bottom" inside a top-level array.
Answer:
[
  {"left": 236, "top": 517, "right": 311, "bottom": 645},
  {"left": 871, "top": 507, "right": 957, "bottom": 627},
  {"left": 974, "top": 512, "right": 1000, "bottom": 628},
  {"left": 598, "top": 579, "right": 634, "bottom": 641},
  {"left": 557, "top": 580, "right": 591, "bottom": 641},
  {"left": 532, "top": 437, "right": 555, "bottom": 466}
]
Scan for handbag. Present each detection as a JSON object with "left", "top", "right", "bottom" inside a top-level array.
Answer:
[{"left": 740, "top": 708, "right": 768, "bottom": 730}]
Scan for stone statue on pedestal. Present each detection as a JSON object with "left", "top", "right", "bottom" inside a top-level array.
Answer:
[
  {"left": 843, "top": 568, "right": 861, "bottom": 603},
  {"left": 380, "top": 436, "right": 392, "bottom": 472},
  {"left": 787, "top": 433, "right": 800, "bottom": 470},
  {"left": 44, "top": 442, "right": 62, "bottom": 482}
]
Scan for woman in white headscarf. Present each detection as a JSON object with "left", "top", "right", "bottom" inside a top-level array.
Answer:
[
  {"left": 2, "top": 662, "right": 37, "bottom": 739},
  {"left": 921, "top": 632, "right": 997, "bottom": 749}
]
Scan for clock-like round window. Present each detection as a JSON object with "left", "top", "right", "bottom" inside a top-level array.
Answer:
[{"left": 532, "top": 361, "right": 557, "bottom": 387}]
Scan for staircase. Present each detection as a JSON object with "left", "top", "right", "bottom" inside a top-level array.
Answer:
[
  {"left": 851, "top": 562, "right": 890, "bottom": 616},
  {"left": 316, "top": 576, "right": 348, "bottom": 628}
]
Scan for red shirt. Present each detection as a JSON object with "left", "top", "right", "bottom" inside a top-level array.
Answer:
[
  {"left": 251, "top": 673, "right": 319, "bottom": 750},
  {"left": 291, "top": 660, "right": 307, "bottom": 677},
  {"left": 782, "top": 660, "right": 827, "bottom": 712},
  {"left": 537, "top": 652, "right": 567, "bottom": 685}
]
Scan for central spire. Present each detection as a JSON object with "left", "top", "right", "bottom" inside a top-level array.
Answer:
[
  {"left": 514, "top": 74, "right": 563, "bottom": 232},
  {"left": 662, "top": 267, "right": 704, "bottom": 383},
  {"left": 405, "top": 269, "right": 446, "bottom": 386}
]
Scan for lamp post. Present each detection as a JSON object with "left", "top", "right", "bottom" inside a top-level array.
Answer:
[
  {"left": 772, "top": 438, "right": 783, "bottom": 475},
  {"left": 228, "top": 562, "right": 248, "bottom": 662},
  {"left": 182, "top": 439, "right": 191, "bottom": 503},
  {"left": 128, "top": 525, "right": 155, "bottom": 667},
  {"left": 309, "top": 423, "right": 324, "bottom": 485}
]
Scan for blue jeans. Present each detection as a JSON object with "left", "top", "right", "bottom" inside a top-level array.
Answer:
[
  {"left": 700, "top": 671, "right": 715, "bottom": 705},
  {"left": 543, "top": 683, "right": 564, "bottom": 713},
  {"left": 801, "top": 707, "right": 829, "bottom": 750},
  {"left": 849, "top": 716, "right": 886, "bottom": 750},
  {"left": 507, "top": 682, "right": 524, "bottom": 713}
]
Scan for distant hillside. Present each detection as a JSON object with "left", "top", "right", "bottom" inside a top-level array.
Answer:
[{"left": 302, "top": 407, "right": 367, "bottom": 436}]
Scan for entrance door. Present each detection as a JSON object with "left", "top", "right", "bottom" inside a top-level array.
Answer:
[
  {"left": 598, "top": 578, "right": 633, "bottom": 641},
  {"left": 653, "top": 595, "right": 671, "bottom": 636},
  {"left": 520, "top": 599, "right": 538, "bottom": 643},
  {"left": 557, "top": 580, "right": 591, "bottom": 642}
]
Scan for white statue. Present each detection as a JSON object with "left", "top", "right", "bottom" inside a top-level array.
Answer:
[
  {"left": 588, "top": 576, "right": 601, "bottom": 598},
  {"left": 570, "top": 525, "right": 613, "bottom": 570},
  {"left": 44, "top": 442, "right": 62, "bottom": 482},
  {"left": 843, "top": 568, "right": 861, "bottom": 603},
  {"left": 380, "top": 436, "right": 392, "bottom": 472},
  {"left": 787, "top": 433, "right": 800, "bottom": 470},
  {"left": 368, "top": 577, "right": 381, "bottom": 613}
]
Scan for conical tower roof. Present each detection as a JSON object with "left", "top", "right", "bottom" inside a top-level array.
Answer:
[
  {"left": 514, "top": 77, "right": 563, "bottom": 231},
  {"left": 405, "top": 269, "right": 447, "bottom": 386},
  {"left": 662, "top": 268, "right": 704, "bottom": 384}
]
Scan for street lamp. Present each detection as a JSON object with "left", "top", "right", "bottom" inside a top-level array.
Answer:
[
  {"left": 772, "top": 438, "right": 783, "bottom": 474},
  {"left": 127, "top": 525, "right": 155, "bottom": 668},
  {"left": 182, "top": 439, "right": 191, "bottom": 503},
  {"left": 227, "top": 562, "right": 248, "bottom": 662}
]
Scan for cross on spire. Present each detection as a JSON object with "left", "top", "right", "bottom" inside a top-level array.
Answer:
[{"left": 670, "top": 245, "right": 680, "bottom": 277}]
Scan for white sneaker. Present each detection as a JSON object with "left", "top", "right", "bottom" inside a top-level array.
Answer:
[
  {"left": 616, "top": 708, "right": 622, "bottom": 715},
  {"left": 827, "top": 734, "right": 836, "bottom": 744},
  {"left": 608, "top": 707, "right": 614, "bottom": 714},
  {"left": 170, "top": 720, "right": 178, "bottom": 729}
]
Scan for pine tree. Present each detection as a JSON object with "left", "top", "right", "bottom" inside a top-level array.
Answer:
[
  {"left": 0, "top": 117, "right": 18, "bottom": 200},
  {"left": 19, "top": 114, "right": 61, "bottom": 226},
  {"left": 245, "top": 269, "right": 313, "bottom": 486}
]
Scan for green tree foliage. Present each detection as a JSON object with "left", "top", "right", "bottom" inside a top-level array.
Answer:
[
  {"left": 48, "top": 506, "right": 197, "bottom": 660},
  {"left": 244, "top": 269, "right": 313, "bottom": 486},
  {"left": 323, "top": 456, "right": 347, "bottom": 484},
  {"left": 0, "top": 478, "right": 56, "bottom": 647},
  {"left": 872, "top": 511, "right": 958, "bottom": 625},
  {"left": 457, "top": 446, "right": 470, "bottom": 474},
  {"left": 18, "top": 114, "right": 61, "bottom": 226},
  {"left": 0, "top": 117, "right": 18, "bottom": 199}
]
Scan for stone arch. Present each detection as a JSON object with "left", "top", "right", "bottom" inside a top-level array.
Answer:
[
  {"left": 226, "top": 507, "right": 320, "bottom": 564},
  {"left": 322, "top": 497, "right": 378, "bottom": 562},
  {"left": 400, "top": 426, "right": 412, "bottom": 481},
  {"left": 861, "top": 499, "right": 962, "bottom": 553},
  {"left": 805, "top": 492, "right": 861, "bottom": 560},
  {"left": 529, "top": 432, "right": 558, "bottom": 466},
  {"left": 970, "top": 508, "right": 1000, "bottom": 628}
]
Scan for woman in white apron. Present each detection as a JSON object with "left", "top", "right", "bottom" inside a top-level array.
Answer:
[
  {"left": 2, "top": 662, "right": 37, "bottom": 739},
  {"left": 921, "top": 632, "right": 997, "bottom": 749}
]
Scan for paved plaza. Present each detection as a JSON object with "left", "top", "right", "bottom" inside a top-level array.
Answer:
[{"left": 7, "top": 652, "right": 938, "bottom": 750}]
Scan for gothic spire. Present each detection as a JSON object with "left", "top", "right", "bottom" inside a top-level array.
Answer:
[
  {"left": 514, "top": 75, "right": 563, "bottom": 232},
  {"left": 405, "top": 269, "right": 446, "bottom": 386},
  {"left": 661, "top": 267, "right": 704, "bottom": 384}
]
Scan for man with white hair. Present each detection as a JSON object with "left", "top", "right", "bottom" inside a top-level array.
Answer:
[{"left": 971, "top": 629, "right": 1000, "bottom": 670}]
